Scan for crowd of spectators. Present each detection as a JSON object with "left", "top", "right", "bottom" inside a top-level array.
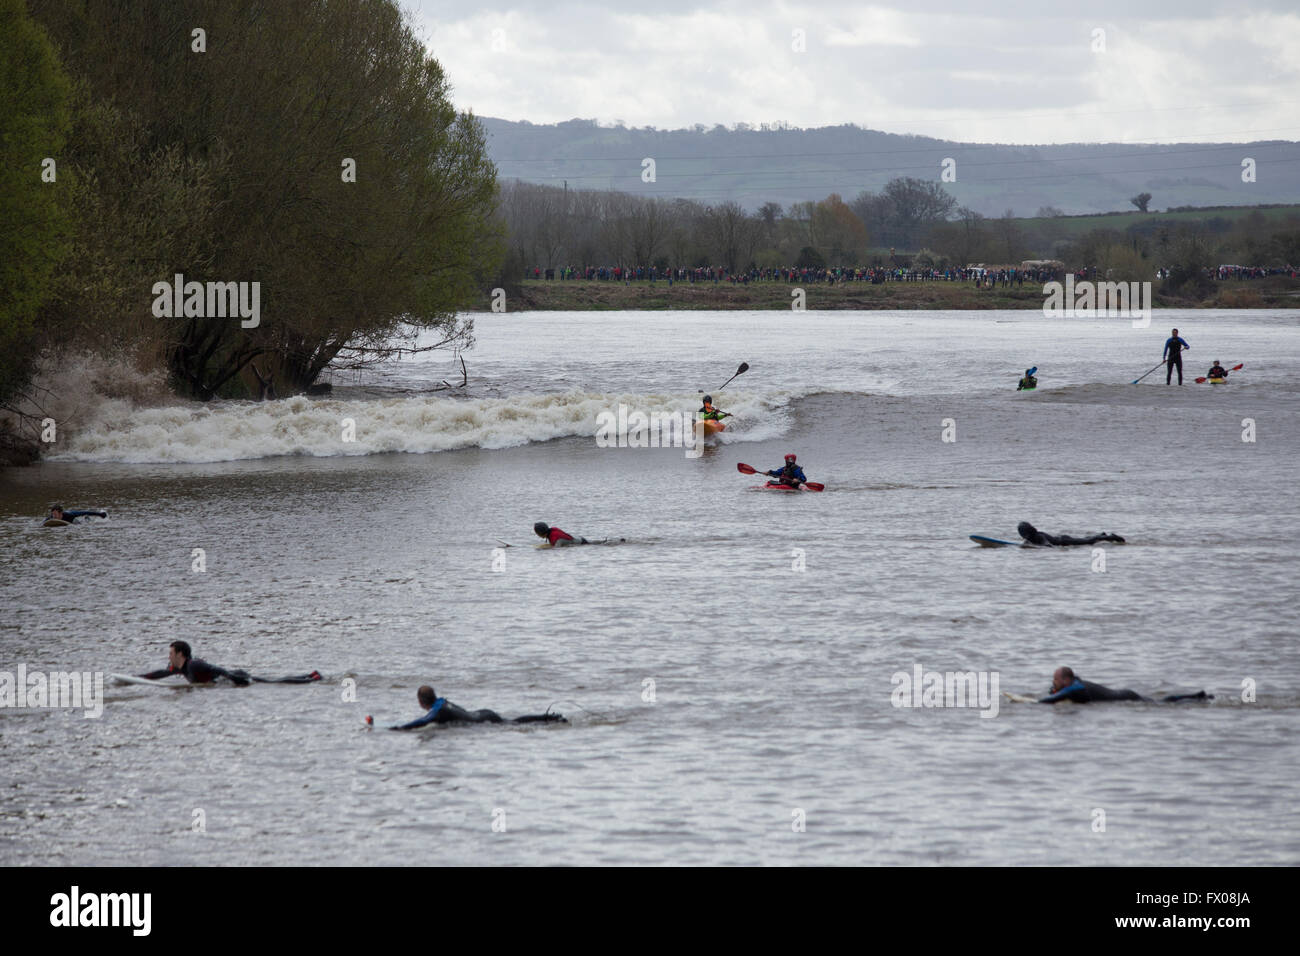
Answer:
[{"left": 526, "top": 262, "right": 1295, "bottom": 285}]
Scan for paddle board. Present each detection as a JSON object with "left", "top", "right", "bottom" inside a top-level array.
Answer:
[
  {"left": 109, "top": 673, "right": 196, "bottom": 689},
  {"left": 43, "top": 519, "right": 71, "bottom": 527}
]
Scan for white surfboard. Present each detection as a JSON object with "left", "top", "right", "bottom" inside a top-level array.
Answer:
[
  {"left": 1001, "top": 691, "right": 1040, "bottom": 704},
  {"left": 109, "top": 673, "right": 197, "bottom": 689}
]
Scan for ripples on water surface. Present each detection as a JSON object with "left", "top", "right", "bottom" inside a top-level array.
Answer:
[{"left": 2, "top": 310, "right": 1298, "bottom": 864}]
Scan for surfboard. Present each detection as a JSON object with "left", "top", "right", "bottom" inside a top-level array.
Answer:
[
  {"left": 1002, "top": 691, "right": 1039, "bottom": 703},
  {"left": 109, "top": 673, "right": 197, "bottom": 689},
  {"left": 43, "top": 519, "right": 71, "bottom": 527},
  {"left": 970, "top": 535, "right": 1021, "bottom": 548}
]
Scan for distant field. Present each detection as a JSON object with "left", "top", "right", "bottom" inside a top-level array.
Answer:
[{"left": 1015, "top": 203, "right": 1300, "bottom": 236}]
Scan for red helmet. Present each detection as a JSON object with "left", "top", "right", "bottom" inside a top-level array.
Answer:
[{"left": 784, "top": 453, "right": 797, "bottom": 462}]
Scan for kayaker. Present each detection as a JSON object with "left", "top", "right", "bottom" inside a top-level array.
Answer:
[
  {"left": 1017, "top": 521, "right": 1124, "bottom": 546},
  {"left": 1207, "top": 360, "right": 1228, "bottom": 380},
  {"left": 138, "top": 640, "right": 321, "bottom": 685},
  {"left": 699, "top": 395, "right": 729, "bottom": 421},
  {"left": 390, "top": 685, "right": 566, "bottom": 729},
  {"left": 1038, "top": 666, "right": 1211, "bottom": 704},
  {"left": 1017, "top": 369, "right": 1037, "bottom": 391},
  {"left": 46, "top": 504, "right": 107, "bottom": 523},
  {"left": 766, "top": 454, "right": 808, "bottom": 488},
  {"left": 1163, "top": 328, "right": 1190, "bottom": 385},
  {"left": 534, "top": 522, "right": 588, "bottom": 547}
]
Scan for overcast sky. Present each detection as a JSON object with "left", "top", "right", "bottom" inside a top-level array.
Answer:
[{"left": 402, "top": 0, "right": 1300, "bottom": 145}]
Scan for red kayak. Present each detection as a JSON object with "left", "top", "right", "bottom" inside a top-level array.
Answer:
[{"left": 736, "top": 463, "right": 824, "bottom": 492}]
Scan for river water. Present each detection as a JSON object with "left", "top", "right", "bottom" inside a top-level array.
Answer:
[{"left": 2, "top": 309, "right": 1298, "bottom": 865}]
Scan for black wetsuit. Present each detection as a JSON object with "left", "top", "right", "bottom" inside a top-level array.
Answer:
[
  {"left": 1017, "top": 375, "right": 1037, "bottom": 391},
  {"left": 1164, "top": 336, "right": 1189, "bottom": 384},
  {"left": 48, "top": 510, "right": 107, "bottom": 523},
  {"left": 1040, "top": 677, "right": 1211, "bottom": 704},
  {"left": 141, "top": 657, "right": 251, "bottom": 685},
  {"left": 392, "top": 697, "right": 566, "bottom": 729},
  {"left": 1017, "top": 522, "right": 1124, "bottom": 547},
  {"left": 140, "top": 658, "right": 321, "bottom": 685}
]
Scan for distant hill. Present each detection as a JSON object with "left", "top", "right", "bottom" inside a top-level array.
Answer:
[{"left": 479, "top": 117, "right": 1300, "bottom": 218}]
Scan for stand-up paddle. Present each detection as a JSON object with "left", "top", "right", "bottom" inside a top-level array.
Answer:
[
  {"left": 1195, "top": 363, "right": 1243, "bottom": 384},
  {"left": 1131, "top": 360, "right": 1166, "bottom": 385},
  {"left": 737, "top": 462, "right": 824, "bottom": 492}
]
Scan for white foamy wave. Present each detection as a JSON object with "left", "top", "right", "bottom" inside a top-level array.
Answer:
[{"left": 49, "top": 390, "right": 793, "bottom": 463}]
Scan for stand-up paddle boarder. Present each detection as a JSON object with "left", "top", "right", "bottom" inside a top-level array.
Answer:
[{"left": 1163, "top": 328, "right": 1190, "bottom": 385}]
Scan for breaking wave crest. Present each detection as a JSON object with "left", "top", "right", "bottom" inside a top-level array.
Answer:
[{"left": 49, "top": 389, "right": 792, "bottom": 463}]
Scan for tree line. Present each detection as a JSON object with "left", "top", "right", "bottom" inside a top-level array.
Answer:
[
  {"left": 498, "top": 177, "right": 1300, "bottom": 290},
  {"left": 1, "top": 0, "right": 502, "bottom": 429}
]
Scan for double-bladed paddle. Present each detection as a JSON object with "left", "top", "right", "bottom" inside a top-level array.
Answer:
[
  {"left": 736, "top": 462, "right": 824, "bottom": 492},
  {"left": 1194, "top": 363, "right": 1243, "bottom": 384},
  {"left": 716, "top": 362, "right": 749, "bottom": 391}
]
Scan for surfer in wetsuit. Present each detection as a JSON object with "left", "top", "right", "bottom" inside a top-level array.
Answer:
[
  {"left": 390, "top": 685, "right": 566, "bottom": 729},
  {"left": 1017, "top": 521, "right": 1124, "bottom": 546},
  {"left": 1039, "top": 666, "right": 1211, "bottom": 704},
  {"left": 699, "top": 395, "right": 729, "bottom": 421},
  {"left": 766, "top": 453, "right": 807, "bottom": 488},
  {"left": 1163, "top": 328, "right": 1190, "bottom": 385},
  {"left": 47, "top": 504, "right": 107, "bottom": 523},
  {"left": 1017, "top": 369, "right": 1037, "bottom": 391},
  {"left": 139, "top": 640, "right": 321, "bottom": 685},
  {"left": 534, "top": 522, "right": 587, "bottom": 546},
  {"left": 1207, "top": 360, "right": 1228, "bottom": 380}
]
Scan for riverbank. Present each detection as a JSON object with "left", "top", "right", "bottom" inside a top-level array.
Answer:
[{"left": 501, "top": 276, "right": 1300, "bottom": 311}]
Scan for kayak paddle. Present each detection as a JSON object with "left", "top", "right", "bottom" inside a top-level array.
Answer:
[
  {"left": 1131, "top": 360, "right": 1166, "bottom": 385},
  {"left": 1194, "top": 363, "right": 1243, "bottom": 384},
  {"left": 736, "top": 462, "right": 824, "bottom": 492},
  {"left": 716, "top": 362, "right": 749, "bottom": 391}
]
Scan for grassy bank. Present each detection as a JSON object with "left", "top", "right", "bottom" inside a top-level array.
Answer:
[{"left": 499, "top": 277, "right": 1300, "bottom": 311}]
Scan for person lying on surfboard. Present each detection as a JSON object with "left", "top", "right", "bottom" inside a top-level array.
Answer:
[
  {"left": 390, "top": 685, "right": 566, "bottom": 729},
  {"left": 1039, "top": 666, "right": 1210, "bottom": 704},
  {"left": 534, "top": 522, "right": 588, "bottom": 546},
  {"left": 1017, "top": 368, "right": 1037, "bottom": 391},
  {"left": 766, "top": 454, "right": 807, "bottom": 488},
  {"left": 1207, "top": 361, "right": 1228, "bottom": 379},
  {"left": 139, "top": 640, "right": 321, "bottom": 685},
  {"left": 699, "top": 395, "right": 730, "bottom": 421},
  {"left": 1017, "top": 521, "right": 1124, "bottom": 546},
  {"left": 46, "top": 504, "right": 107, "bottom": 523}
]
